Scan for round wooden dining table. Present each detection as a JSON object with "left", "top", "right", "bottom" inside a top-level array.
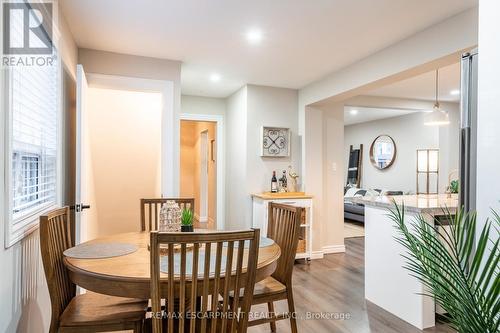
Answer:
[{"left": 63, "top": 231, "right": 281, "bottom": 299}]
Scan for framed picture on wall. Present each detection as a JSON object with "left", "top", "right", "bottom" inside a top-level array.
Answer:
[{"left": 261, "top": 126, "right": 291, "bottom": 157}]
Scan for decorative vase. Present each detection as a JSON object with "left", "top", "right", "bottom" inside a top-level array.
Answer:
[
  {"left": 159, "top": 201, "right": 181, "bottom": 232},
  {"left": 181, "top": 225, "right": 194, "bottom": 232}
]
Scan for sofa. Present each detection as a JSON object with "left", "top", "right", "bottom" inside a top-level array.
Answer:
[{"left": 344, "top": 187, "right": 403, "bottom": 223}]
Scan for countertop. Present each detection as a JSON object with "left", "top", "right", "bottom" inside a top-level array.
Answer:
[
  {"left": 252, "top": 192, "right": 313, "bottom": 200},
  {"left": 349, "top": 193, "right": 458, "bottom": 214}
]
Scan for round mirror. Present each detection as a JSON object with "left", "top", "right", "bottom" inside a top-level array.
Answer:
[{"left": 370, "top": 135, "right": 396, "bottom": 170}]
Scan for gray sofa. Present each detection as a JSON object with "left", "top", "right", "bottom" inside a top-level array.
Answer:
[{"left": 344, "top": 188, "right": 403, "bottom": 223}]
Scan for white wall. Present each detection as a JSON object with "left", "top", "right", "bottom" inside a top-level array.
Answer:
[
  {"left": 245, "top": 85, "right": 300, "bottom": 222},
  {"left": 477, "top": 0, "right": 500, "bottom": 234},
  {"left": 225, "top": 87, "right": 248, "bottom": 229},
  {"left": 79, "top": 49, "right": 182, "bottom": 196},
  {"left": 438, "top": 103, "right": 460, "bottom": 192},
  {"left": 345, "top": 112, "right": 437, "bottom": 193},
  {"left": 322, "top": 105, "right": 346, "bottom": 253},
  {"left": 224, "top": 85, "right": 300, "bottom": 229},
  {"left": 0, "top": 3, "right": 78, "bottom": 332},
  {"left": 305, "top": 107, "right": 325, "bottom": 252},
  {"left": 304, "top": 105, "right": 346, "bottom": 254},
  {"left": 344, "top": 108, "right": 459, "bottom": 194},
  {"left": 181, "top": 95, "right": 226, "bottom": 117},
  {"left": 344, "top": 97, "right": 461, "bottom": 192},
  {"left": 86, "top": 88, "right": 162, "bottom": 239}
]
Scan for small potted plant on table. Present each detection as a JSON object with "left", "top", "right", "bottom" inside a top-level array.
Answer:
[{"left": 181, "top": 208, "right": 194, "bottom": 232}]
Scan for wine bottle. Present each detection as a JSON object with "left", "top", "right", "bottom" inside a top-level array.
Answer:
[
  {"left": 271, "top": 171, "right": 278, "bottom": 193},
  {"left": 281, "top": 170, "right": 288, "bottom": 191}
]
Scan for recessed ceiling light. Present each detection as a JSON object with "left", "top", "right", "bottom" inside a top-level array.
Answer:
[
  {"left": 350, "top": 109, "right": 359, "bottom": 115},
  {"left": 450, "top": 89, "right": 460, "bottom": 96},
  {"left": 246, "top": 28, "right": 263, "bottom": 44},
  {"left": 210, "top": 73, "right": 221, "bottom": 82}
]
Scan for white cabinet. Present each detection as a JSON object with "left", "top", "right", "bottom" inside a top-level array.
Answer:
[{"left": 251, "top": 194, "right": 313, "bottom": 261}]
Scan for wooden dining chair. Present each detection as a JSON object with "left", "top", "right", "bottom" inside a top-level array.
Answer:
[
  {"left": 140, "top": 198, "right": 195, "bottom": 231},
  {"left": 40, "top": 207, "right": 148, "bottom": 333},
  {"left": 246, "top": 203, "right": 304, "bottom": 333},
  {"left": 149, "top": 229, "right": 260, "bottom": 333}
]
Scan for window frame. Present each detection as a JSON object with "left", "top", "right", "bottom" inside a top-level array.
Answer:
[
  {"left": 13, "top": 152, "right": 42, "bottom": 215},
  {"left": 2, "top": 54, "right": 63, "bottom": 248}
]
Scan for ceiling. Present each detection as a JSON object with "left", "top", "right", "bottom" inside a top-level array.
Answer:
[
  {"left": 345, "top": 61, "right": 461, "bottom": 125},
  {"left": 344, "top": 106, "right": 422, "bottom": 126},
  {"left": 60, "top": 0, "right": 476, "bottom": 98},
  {"left": 367, "top": 62, "right": 461, "bottom": 102}
]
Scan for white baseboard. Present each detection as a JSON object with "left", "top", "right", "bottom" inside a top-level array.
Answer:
[
  {"left": 322, "top": 245, "right": 346, "bottom": 254},
  {"left": 309, "top": 245, "right": 346, "bottom": 260},
  {"left": 311, "top": 251, "right": 324, "bottom": 260}
]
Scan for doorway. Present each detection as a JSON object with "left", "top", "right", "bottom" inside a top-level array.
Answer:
[
  {"left": 340, "top": 62, "right": 461, "bottom": 241},
  {"left": 180, "top": 120, "right": 217, "bottom": 228},
  {"left": 199, "top": 130, "right": 209, "bottom": 222},
  {"left": 84, "top": 87, "right": 162, "bottom": 239},
  {"left": 75, "top": 69, "right": 175, "bottom": 243}
]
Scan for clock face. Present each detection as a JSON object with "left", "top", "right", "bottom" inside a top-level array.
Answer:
[{"left": 262, "top": 127, "right": 289, "bottom": 157}]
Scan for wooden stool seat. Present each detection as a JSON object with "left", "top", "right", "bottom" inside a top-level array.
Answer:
[
  {"left": 252, "top": 277, "right": 286, "bottom": 298},
  {"left": 231, "top": 276, "right": 286, "bottom": 302},
  {"left": 60, "top": 292, "right": 148, "bottom": 327}
]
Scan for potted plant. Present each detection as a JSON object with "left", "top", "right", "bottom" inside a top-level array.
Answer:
[
  {"left": 388, "top": 203, "right": 499, "bottom": 333},
  {"left": 449, "top": 179, "right": 459, "bottom": 194},
  {"left": 181, "top": 208, "right": 194, "bottom": 232}
]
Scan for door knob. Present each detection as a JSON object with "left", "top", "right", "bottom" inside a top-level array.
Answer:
[{"left": 70, "top": 204, "right": 91, "bottom": 212}]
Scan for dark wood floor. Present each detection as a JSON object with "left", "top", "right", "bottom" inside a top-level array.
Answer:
[{"left": 248, "top": 237, "right": 455, "bottom": 333}]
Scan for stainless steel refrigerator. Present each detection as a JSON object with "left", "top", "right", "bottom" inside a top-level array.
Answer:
[{"left": 459, "top": 49, "right": 478, "bottom": 213}]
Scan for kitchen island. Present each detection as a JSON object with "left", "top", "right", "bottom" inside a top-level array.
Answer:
[{"left": 352, "top": 194, "right": 458, "bottom": 329}]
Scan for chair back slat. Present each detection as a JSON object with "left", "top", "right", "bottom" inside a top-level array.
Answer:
[
  {"left": 267, "top": 203, "right": 304, "bottom": 285},
  {"left": 178, "top": 243, "right": 187, "bottom": 333},
  {"left": 141, "top": 198, "right": 194, "bottom": 231},
  {"left": 210, "top": 242, "right": 224, "bottom": 332},
  {"left": 39, "top": 207, "right": 76, "bottom": 333},
  {"left": 141, "top": 198, "right": 195, "bottom": 231},
  {"left": 189, "top": 242, "right": 199, "bottom": 333},
  {"left": 200, "top": 242, "right": 211, "bottom": 332},
  {"left": 230, "top": 241, "right": 245, "bottom": 333},
  {"left": 220, "top": 240, "right": 234, "bottom": 332},
  {"left": 150, "top": 230, "right": 260, "bottom": 333}
]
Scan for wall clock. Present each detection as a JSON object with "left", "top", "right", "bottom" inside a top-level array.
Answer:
[{"left": 261, "top": 126, "right": 290, "bottom": 157}]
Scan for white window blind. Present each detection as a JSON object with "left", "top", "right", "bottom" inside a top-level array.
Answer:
[
  {"left": 6, "top": 6, "right": 60, "bottom": 226},
  {"left": 10, "top": 62, "right": 59, "bottom": 222}
]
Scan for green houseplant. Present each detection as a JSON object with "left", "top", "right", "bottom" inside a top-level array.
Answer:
[
  {"left": 449, "top": 179, "right": 460, "bottom": 194},
  {"left": 181, "top": 208, "right": 194, "bottom": 232},
  {"left": 388, "top": 204, "right": 499, "bottom": 333}
]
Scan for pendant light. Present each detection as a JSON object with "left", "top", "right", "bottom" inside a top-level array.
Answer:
[{"left": 424, "top": 69, "right": 450, "bottom": 126}]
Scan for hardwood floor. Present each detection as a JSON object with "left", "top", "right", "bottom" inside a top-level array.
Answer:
[
  {"left": 248, "top": 237, "right": 455, "bottom": 333},
  {"left": 344, "top": 220, "right": 365, "bottom": 238}
]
